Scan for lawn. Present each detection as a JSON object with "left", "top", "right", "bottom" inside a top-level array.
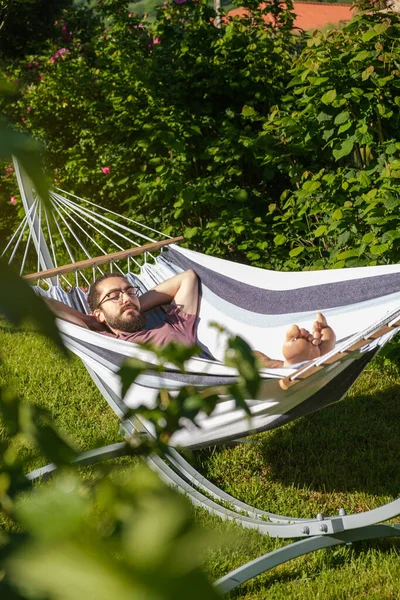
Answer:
[{"left": 1, "top": 319, "right": 400, "bottom": 599}]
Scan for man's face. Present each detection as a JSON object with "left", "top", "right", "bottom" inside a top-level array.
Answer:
[{"left": 93, "top": 277, "right": 146, "bottom": 334}]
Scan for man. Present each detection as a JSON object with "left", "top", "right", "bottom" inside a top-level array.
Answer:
[{"left": 46, "top": 269, "right": 336, "bottom": 367}]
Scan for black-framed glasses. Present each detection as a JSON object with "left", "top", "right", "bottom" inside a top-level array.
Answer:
[{"left": 97, "top": 286, "right": 139, "bottom": 308}]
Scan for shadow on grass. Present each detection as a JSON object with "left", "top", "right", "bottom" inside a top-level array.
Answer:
[
  {"left": 194, "top": 381, "right": 400, "bottom": 498},
  {"left": 258, "top": 382, "right": 400, "bottom": 497}
]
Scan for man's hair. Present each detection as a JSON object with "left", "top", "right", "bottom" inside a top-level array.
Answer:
[{"left": 87, "top": 272, "right": 128, "bottom": 312}]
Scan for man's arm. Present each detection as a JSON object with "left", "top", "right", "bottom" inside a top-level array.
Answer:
[
  {"left": 44, "top": 298, "right": 106, "bottom": 331},
  {"left": 139, "top": 269, "right": 199, "bottom": 315}
]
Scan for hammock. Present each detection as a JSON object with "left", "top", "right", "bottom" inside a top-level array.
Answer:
[{"left": 7, "top": 159, "right": 400, "bottom": 593}]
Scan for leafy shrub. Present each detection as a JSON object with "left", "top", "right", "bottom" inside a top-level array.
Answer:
[
  {"left": 258, "top": 8, "right": 400, "bottom": 269},
  {"left": 0, "top": 0, "right": 73, "bottom": 58},
  {"left": 0, "top": 0, "right": 300, "bottom": 265}
]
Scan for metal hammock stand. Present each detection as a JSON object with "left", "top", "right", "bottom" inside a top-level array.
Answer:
[{"left": 7, "top": 159, "right": 400, "bottom": 595}]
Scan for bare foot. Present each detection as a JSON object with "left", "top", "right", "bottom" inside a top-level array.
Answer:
[{"left": 282, "top": 313, "right": 336, "bottom": 367}]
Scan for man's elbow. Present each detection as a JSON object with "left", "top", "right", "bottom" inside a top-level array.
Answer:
[{"left": 183, "top": 269, "right": 198, "bottom": 282}]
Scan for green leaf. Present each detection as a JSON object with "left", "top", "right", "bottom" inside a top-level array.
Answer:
[
  {"left": 362, "top": 232, "right": 375, "bottom": 244},
  {"left": 336, "top": 249, "right": 359, "bottom": 260},
  {"left": 321, "top": 89, "right": 337, "bottom": 105},
  {"left": 34, "top": 424, "right": 78, "bottom": 466},
  {"left": 334, "top": 111, "right": 350, "bottom": 126},
  {"left": 302, "top": 180, "right": 321, "bottom": 193},
  {"left": 333, "top": 208, "right": 343, "bottom": 220},
  {"left": 242, "top": 105, "right": 258, "bottom": 118},
  {"left": 314, "top": 225, "right": 327, "bottom": 237},
  {"left": 370, "top": 243, "right": 389, "bottom": 255},
  {"left": 361, "top": 65, "right": 374, "bottom": 81},
  {"left": 274, "top": 234, "right": 287, "bottom": 246},
  {"left": 317, "top": 111, "right": 333, "bottom": 122},
  {"left": 234, "top": 189, "right": 248, "bottom": 202},
  {"left": 337, "top": 122, "right": 352, "bottom": 134},
  {"left": 0, "top": 260, "right": 66, "bottom": 356},
  {"left": 306, "top": 75, "right": 329, "bottom": 85},
  {"left": 351, "top": 50, "right": 371, "bottom": 62},
  {"left": 246, "top": 252, "right": 260, "bottom": 261},
  {"left": 17, "top": 473, "right": 86, "bottom": 539},
  {"left": 289, "top": 246, "right": 304, "bottom": 257},
  {"left": 362, "top": 29, "right": 378, "bottom": 42},
  {"left": 183, "top": 227, "right": 199, "bottom": 239},
  {"left": 333, "top": 138, "right": 355, "bottom": 161},
  {"left": 382, "top": 229, "right": 400, "bottom": 242},
  {"left": 225, "top": 336, "right": 260, "bottom": 399},
  {"left": 383, "top": 196, "right": 400, "bottom": 210},
  {"left": 0, "top": 122, "right": 49, "bottom": 206},
  {"left": 374, "top": 22, "right": 388, "bottom": 34},
  {"left": 358, "top": 171, "right": 371, "bottom": 187},
  {"left": 119, "top": 358, "right": 151, "bottom": 398}
]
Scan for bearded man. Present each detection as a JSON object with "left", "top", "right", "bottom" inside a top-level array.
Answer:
[{"left": 46, "top": 269, "right": 336, "bottom": 367}]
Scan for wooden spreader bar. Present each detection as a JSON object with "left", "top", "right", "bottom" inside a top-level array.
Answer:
[
  {"left": 279, "top": 316, "right": 400, "bottom": 391},
  {"left": 23, "top": 236, "right": 184, "bottom": 283}
]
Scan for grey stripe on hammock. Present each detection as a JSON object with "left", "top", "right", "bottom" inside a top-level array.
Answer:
[{"left": 165, "top": 248, "right": 400, "bottom": 315}]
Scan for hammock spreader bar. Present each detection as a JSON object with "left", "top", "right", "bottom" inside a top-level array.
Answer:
[{"left": 23, "top": 236, "right": 184, "bottom": 283}]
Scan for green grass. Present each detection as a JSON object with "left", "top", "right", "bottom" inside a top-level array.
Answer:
[{"left": 1, "top": 320, "right": 400, "bottom": 598}]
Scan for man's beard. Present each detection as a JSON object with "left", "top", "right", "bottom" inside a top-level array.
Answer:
[{"left": 105, "top": 309, "right": 147, "bottom": 334}]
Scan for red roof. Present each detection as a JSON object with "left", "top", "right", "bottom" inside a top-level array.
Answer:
[{"left": 228, "top": 2, "right": 355, "bottom": 31}]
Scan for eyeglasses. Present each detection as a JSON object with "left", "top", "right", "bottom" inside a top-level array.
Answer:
[{"left": 97, "top": 286, "right": 139, "bottom": 308}]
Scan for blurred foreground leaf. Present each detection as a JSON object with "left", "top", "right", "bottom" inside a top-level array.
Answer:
[
  {"left": 0, "top": 260, "right": 66, "bottom": 356},
  {"left": 7, "top": 468, "right": 221, "bottom": 600},
  {"left": 0, "top": 117, "right": 49, "bottom": 205}
]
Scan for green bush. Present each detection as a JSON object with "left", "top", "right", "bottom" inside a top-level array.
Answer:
[
  {"left": 2, "top": 2, "right": 400, "bottom": 272},
  {"left": 0, "top": 0, "right": 299, "bottom": 264},
  {"left": 0, "top": 0, "right": 73, "bottom": 58},
  {"left": 258, "top": 9, "right": 400, "bottom": 269}
]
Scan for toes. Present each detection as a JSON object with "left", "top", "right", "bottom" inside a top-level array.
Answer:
[
  {"left": 299, "top": 327, "right": 312, "bottom": 340},
  {"left": 286, "top": 324, "right": 300, "bottom": 341},
  {"left": 316, "top": 312, "right": 328, "bottom": 327}
]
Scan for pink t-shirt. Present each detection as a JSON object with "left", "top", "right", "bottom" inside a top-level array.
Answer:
[{"left": 100, "top": 305, "right": 197, "bottom": 347}]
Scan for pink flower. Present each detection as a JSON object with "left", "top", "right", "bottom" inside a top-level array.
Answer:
[
  {"left": 129, "top": 12, "right": 133, "bottom": 16},
  {"left": 153, "top": 37, "right": 161, "bottom": 44},
  {"left": 10, "top": 196, "right": 17, "bottom": 205},
  {"left": 27, "top": 106, "right": 32, "bottom": 113},
  {"left": 101, "top": 167, "right": 110, "bottom": 174},
  {"left": 50, "top": 47, "right": 69, "bottom": 64},
  {"left": 6, "top": 166, "right": 13, "bottom": 173}
]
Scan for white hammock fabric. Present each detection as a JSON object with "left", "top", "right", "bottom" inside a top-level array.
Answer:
[{"left": 32, "top": 243, "right": 400, "bottom": 449}]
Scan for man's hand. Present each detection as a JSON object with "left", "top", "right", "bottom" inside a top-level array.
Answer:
[{"left": 139, "top": 269, "right": 199, "bottom": 315}]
